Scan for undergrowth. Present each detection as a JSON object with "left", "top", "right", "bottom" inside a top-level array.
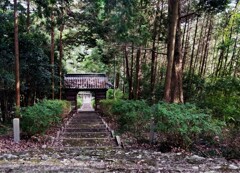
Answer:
[
  {"left": 20, "top": 99, "right": 71, "bottom": 137},
  {"left": 99, "top": 99, "right": 240, "bottom": 159}
]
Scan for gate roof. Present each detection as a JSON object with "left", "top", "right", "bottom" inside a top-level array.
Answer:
[{"left": 64, "top": 73, "right": 111, "bottom": 89}]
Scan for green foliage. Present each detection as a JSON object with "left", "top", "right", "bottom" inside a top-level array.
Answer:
[
  {"left": 112, "top": 100, "right": 152, "bottom": 138},
  {"left": 77, "top": 96, "right": 82, "bottom": 108},
  {"left": 201, "top": 77, "right": 240, "bottom": 126},
  {"left": 100, "top": 99, "right": 152, "bottom": 139},
  {"left": 0, "top": 8, "right": 64, "bottom": 116},
  {"left": 101, "top": 99, "right": 224, "bottom": 148},
  {"left": 106, "top": 89, "right": 123, "bottom": 100},
  {"left": 152, "top": 102, "right": 224, "bottom": 148},
  {"left": 21, "top": 100, "right": 70, "bottom": 136},
  {"left": 183, "top": 73, "right": 206, "bottom": 102},
  {"left": 196, "top": 0, "right": 231, "bottom": 13},
  {"left": 99, "top": 99, "right": 118, "bottom": 118},
  {"left": 0, "top": 11, "right": 15, "bottom": 90}
]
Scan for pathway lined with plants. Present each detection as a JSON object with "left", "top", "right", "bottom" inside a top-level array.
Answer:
[
  {"left": 0, "top": 103, "right": 239, "bottom": 172},
  {"left": 59, "top": 102, "right": 118, "bottom": 148}
]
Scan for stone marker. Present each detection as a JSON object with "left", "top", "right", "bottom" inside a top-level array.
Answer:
[
  {"left": 111, "top": 130, "right": 115, "bottom": 137},
  {"left": 116, "top": 135, "right": 121, "bottom": 146},
  {"left": 149, "top": 117, "right": 155, "bottom": 144},
  {"left": 13, "top": 118, "right": 20, "bottom": 142}
]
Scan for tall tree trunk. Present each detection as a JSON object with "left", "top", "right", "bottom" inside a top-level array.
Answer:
[
  {"left": 122, "top": 48, "right": 126, "bottom": 94},
  {"left": 14, "top": 0, "right": 20, "bottom": 115},
  {"left": 59, "top": 23, "right": 64, "bottom": 100},
  {"left": 26, "top": 0, "right": 30, "bottom": 32},
  {"left": 193, "top": 17, "right": 205, "bottom": 75},
  {"left": 129, "top": 43, "right": 134, "bottom": 99},
  {"left": 150, "top": 0, "right": 161, "bottom": 102},
  {"left": 189, "top": 16, "right": 199, "bottom": 76},
  {"left": 115, "top": 72, "right": 120, "bottom": 89},
  {"left": 0, "top": 93, "right": 6, "bottom": 122},
  {"left": 151, "top": 45, "right": 156, "bottom": 101},
  {"left": 51, "top": 13, "right": 55, "bottom": 99},
  {"left": 182, "top": 19, "right": 191, "bottom": 72},
  {"left": 181, "top": 0, "right": 190, "bottom": 51},
  {"left": 124, "top": 45, "right": 132, "bottom": 100},
  {"left": 200, "top": 18, "right": 212, "bottom": 77},
  {"left": 222, "top": 25, "right": 233, "bottom": 76},
  {"left": 171, "top": 4, "right": 183, "bottom": 103},
  {"left": 229, "top": 33, "right": 238, "bottom": 75},
  {"left": 198, "top": 15, "right": 210, "bottom": 74},
  {"left": 135, "top": 47, "right": 141, "bottom": 99},
  {"left": 233, "top": 49, "right": 240, "bottom": 77},
  {"left": 211, "top": 35, "right": 218, "bottom": 74},
  {"left": 215, "top": 18, "right": 229, "bottom": 77},
  {"left": 216, "top": 46, "right": 225, "bottom": 77},
  {"left": 24, "top": 0, "right": 31, "bottom": 106},
  {"left": 164, "top": 0, "right": 179, "bottom": 103}
]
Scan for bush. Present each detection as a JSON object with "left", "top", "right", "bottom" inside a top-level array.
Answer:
[
  {"left": 183, "top": 73, "right": 205, "bottom": 102},
  {"left": 99, "top": 99, "right": 117, "bottom": 118},
  {"left": 152, "top": 102, "right": 224, "bottom": 148},
  {"left": 21, "top": 99, "right": 71, "bottom": 136},
  {"left": 201, "top": 77, "right": 240, "bottom": 126},
  {"left": 77, "top": 96, "right": 82, "bottom": 108},
  {"left": 106, "top": 89, "right": 123, "bottom": 100},
  {"left": 100, "top": 99, "right": 152, "bottom": 139},
  {"left": 112, "top": 100, "right": 152, "bottom": 139},
  {"left": 100, "top": 99, "right": 225, "bottom": 150}
]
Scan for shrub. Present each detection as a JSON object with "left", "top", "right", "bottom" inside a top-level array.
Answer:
[
  {"left": 100, "top": 99, "right": 224, "bottom": 149},
  {"left": 112, "top": 100, "right": 152, "bottom": 139},
  {"left": 201, "top": 77, "right": 240, "bottom": 126},
  {"left": 77, "top": 97, "right": 82, "bottom": 108},
  {"left": 106, "top": 89, "right": 123, "bottom": 100},
  {"left": 99, "top": 99, "right": 117, "bottom": 119},
  {"left": 152, "top": 102, "right": 224, "bottom": 148},
  {"left": 21, "top": 99, "right": 70, "bottom": 137},
  {"left": 183, "top": 73, "right": 205, "bottom": 102}
]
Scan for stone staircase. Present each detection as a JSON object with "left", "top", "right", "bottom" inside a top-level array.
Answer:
[{"left": 60, "top": 111, "right": 118, "bottom": 148}]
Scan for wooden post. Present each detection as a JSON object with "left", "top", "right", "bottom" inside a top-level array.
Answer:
[
  {"left": 94, "top": 91, "right": 97, "bottom": 111},
  {"left": 75, "top": 94, "right": 78, "bottom": 112}
]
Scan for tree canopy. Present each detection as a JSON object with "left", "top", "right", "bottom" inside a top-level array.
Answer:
[{"left": 0, "top": 0, "right": 239, "bottom": 123}]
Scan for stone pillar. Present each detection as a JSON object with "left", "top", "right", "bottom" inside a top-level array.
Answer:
[{"left": 13, "top": 118, "right": 20, "bottom": 142}]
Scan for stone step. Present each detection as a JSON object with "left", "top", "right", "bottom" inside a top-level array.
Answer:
[
  {"left": 74, "top": 114, "right": 99, "bottom": 117},
  {"left": 59, "top": 111, "right": 116, "bottom": 148},
  {"left": 75, "top": 113, "right": 98, "bottom": 116},
  {"left": 62, "top": 132, "right": 109, "bottom": 138},
  {"left": 68, "top": 122, "right": 104, "bottom": 125},
  {"left": 72, "top": 118, "right": 101, "bottom": 121},
  {"left": 67, "top": 124, "right": 106, "bottom": 129},
  {"left": 62, "top": 138, "right": 117, "bottom": 147},
  {"left": 71, "top": 117, "right": 102, "bottom": 121},
  {"left": 69, "top": 119, "right": 102, "bottom": 123},
  {"left": 77, "top": 111, "right": 96, "bottom": 113},
  {"left": 65, "top": 128, "right": 107, "bottom": 133}
]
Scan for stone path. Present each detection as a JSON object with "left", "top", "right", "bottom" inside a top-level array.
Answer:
[
  {"left": 1, "top": 103, "right": 239, "bottom": 172},
  {"left": 60, "top": 111, "right": 118, "bottom": 148},
  {"left": 79, "top": 98, "right": 94, "bottom": 111},
  {"left": 0, "top": 148, "right": 239, "bottom": 172},
  {"left": 79, "top": 104, "right": 94, "bottom": 111}
]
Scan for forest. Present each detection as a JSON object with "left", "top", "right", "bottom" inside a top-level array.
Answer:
[{"left": 0, "top": 0, "right": 239, "bottom": 159}]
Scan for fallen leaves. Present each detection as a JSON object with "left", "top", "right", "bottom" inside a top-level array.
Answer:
[{"left": 0, "top": 136, "right": 41, "bottom": 153}]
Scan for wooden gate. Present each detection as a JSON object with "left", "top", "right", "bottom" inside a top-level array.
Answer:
[{"left": 64, "top": 73, "right": 111, "bottom": 111}]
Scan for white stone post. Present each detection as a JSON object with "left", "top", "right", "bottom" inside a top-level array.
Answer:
[
  {"left": 149, "top": 116, "right": 155, "bottom": 145},
  {"left": 13, "top": 118, "right": 20, "bottom": 142}
]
